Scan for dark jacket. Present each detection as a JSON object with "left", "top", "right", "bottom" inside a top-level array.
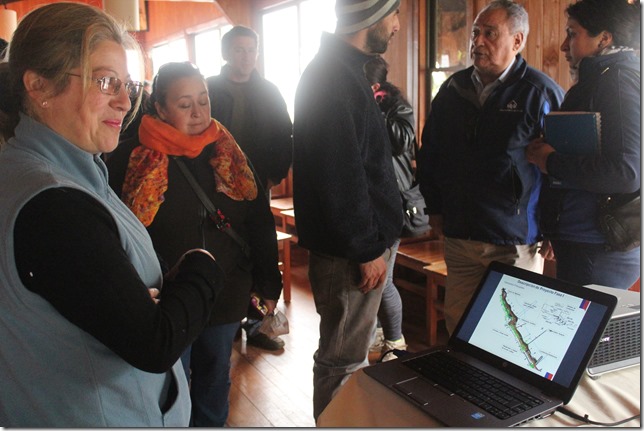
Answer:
[
  {"left": 292, "top": 32, "right": 403, "bottom": 262},
  {"left": 207, "top": 67, "right": 293, "bottom": 191},
  {"left": 418, "top": 55, "right": 564, "bottom": 245},
  {"left": 377, "top": 82, "right": 417, "bottom": 192},
  {"left": 107, "top": 137, "right": 282, "bottom": 325},
  {"left": 540, "top": 51, "right": 641, "bottom": 243}
]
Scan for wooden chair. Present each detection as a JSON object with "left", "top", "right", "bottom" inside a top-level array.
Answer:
[
  {"left": 280, "top": 209, "right": 298, "bottom": 243},
  {"left": 276, "top": 230, "right": 292, "bottom": 302},
  {"left": 423, "top": 261, "right": 447, "bottom": 346},
  {"left": 270, "top": 197, "right": 293, "bottom": 231}
]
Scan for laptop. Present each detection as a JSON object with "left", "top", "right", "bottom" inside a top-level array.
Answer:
[{"left": 363, "top": 261, "right": 617, "bottom": 427}]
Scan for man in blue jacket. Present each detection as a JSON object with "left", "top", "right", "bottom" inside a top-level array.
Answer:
[
  {"left": 417, "top": 0, "right": 564, "bottom": 335},
  {"left": 292, "top": 0, "right": 403, "bottom": 421}
]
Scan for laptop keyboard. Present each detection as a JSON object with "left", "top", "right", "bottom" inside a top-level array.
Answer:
[{"left": 402, "top": 351, "right": 544, "bottom": 420}]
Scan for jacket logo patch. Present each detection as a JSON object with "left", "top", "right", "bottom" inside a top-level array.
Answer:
[{"left": 500, "top": 99, "right": 523, "bottom": 113}]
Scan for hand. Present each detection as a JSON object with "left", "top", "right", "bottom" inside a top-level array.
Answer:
[
  {"left": 263, "top": 299, "right": 278, "bottom": 315},
  {"left": 148, "top": 288, "right": 160, "bottom": 304},
  {"left": 358, "top": 256, "right": 387, "bottom": 294},
  {"left": 525, "top": 137, "right": 555, "bottom": 174},
  {"left": 538, "top": 240, "right": 556, "bottom": 261}
]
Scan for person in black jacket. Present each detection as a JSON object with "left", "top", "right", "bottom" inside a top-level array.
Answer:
[
  {"left": 207, "top": 26, "right": 293, "bottom": 194},
  {"left": 417, "top": 0, "right": 564, "bottom": 335},
  {"left": 293, "top": 0, "right": 403, "bottom": 420},
  {"left": 364, "top": 55, "right": 420, "bottom": 361},
  {"left": 107, "top": 62, "right": 282, "bottom": 427},
  {"left": 526, "top": 0, "right": 640, "bottom": 289},
  {"left": 206, "top": 25, "right": 293, "bottom": 351}
]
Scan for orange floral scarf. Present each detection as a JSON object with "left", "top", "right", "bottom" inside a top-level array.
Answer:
[{"left": 121, "top": 115, "right": 257, "bottom": 226}]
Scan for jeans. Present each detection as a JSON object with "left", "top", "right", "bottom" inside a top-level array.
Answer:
[
  {"left": 551, "top": 240, "right": 640, "bottom": 289},
  {"left": 308, "top": 246, "right": 395, "bottom": 421},
  {"left": 443, "top": 238, "right": 544, "bottom": 335},
  {"left": 377, "top": 238, "right": 403, "bottom": 341},
  {"left": 180, "top": 321, "right": 240, "bottom": 427}
]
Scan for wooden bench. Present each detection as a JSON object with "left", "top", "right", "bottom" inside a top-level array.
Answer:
[{"left": 393, "top": 240, "right": 447, "bottom": 345}]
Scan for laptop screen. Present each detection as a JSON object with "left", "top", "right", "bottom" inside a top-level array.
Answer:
[{"left": 451, "top": 262, "right": 616, "bottom": 400}]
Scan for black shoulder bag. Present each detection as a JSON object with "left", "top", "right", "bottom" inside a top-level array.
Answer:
[
  {"left": 400, "top": 184, "right": 430, "bottom": 237},
  {"left": 172, "top": 156, "right": 251, "bottom": 258},
  {"left": 598, "top": 190, "right": 640, "bottom": 252}
]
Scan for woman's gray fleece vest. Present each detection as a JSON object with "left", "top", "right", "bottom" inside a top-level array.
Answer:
[{"left": 0, "top": 115, "right": 190, "bottom": 427}]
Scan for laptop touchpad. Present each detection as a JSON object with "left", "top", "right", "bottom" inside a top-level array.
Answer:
[{"left": 393, "top": 377, "right": 450, "bottom": 406}]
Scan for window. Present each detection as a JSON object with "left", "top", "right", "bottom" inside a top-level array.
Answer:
[
  {"left": 150, "top": 38, "right": 189, "bottom": 77},
  {"left": 148, "top": 24, "right": 232, "bottom": 81},
  {"left": 126, "top": 49, "right": 144, "bottom": 82},
  {"left": 429, "top": 0, "right": 470, "bottom": 99},
  {"left": 194, "top": 25, "right": 233, "bottom": 78},
  {"left": 261, "top": 0, "right": 336, "bottom": 120}
]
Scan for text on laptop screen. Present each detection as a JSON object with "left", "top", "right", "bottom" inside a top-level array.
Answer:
[{"left": 455, "top": 270, "right": 610, "bottom": 388}]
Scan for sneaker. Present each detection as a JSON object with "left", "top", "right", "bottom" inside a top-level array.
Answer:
[
  {"left": 369, "top": 327, "right": 385, "bottom": 353},
  {"left": 246, "top": 332, "right": 285, "bottom": 351},
  {"left": 381, "top": 335, "right": 407, "bottom": 362}
]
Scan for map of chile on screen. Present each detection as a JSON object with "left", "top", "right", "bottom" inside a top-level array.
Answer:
[{"left": 465, "top": 273, "right": 600, "bottom": 385}]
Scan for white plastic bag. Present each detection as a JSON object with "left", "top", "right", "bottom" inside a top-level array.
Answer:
[{"left": 258, "top": 309, "right": 289, "bottom": 338}]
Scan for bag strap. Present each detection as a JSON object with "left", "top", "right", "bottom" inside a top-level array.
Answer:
[{"left": 171, "top": 156, "right": 251, "bottom": 258}]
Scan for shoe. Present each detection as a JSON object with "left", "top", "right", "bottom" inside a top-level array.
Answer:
[
  {"left": 381, "top": 335, "right": 407, "bottom": 362},
  {"left": 369, "top": 327, "right": 385, "bottom": 353},
  {"left": 246, "top": 332, "right": 285, "bottom": 351}
]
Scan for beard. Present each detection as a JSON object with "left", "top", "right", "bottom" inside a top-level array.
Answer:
[{"left": 365, "top": 21, "right": 392, "bottom": 54}]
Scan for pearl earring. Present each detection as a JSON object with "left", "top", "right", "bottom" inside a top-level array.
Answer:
[{"left": 41, "top": 100, "right": 48, "bottom": 108}]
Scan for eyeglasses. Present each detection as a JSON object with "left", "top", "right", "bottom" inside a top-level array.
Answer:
[{"left": 67, "top": 73, "right": 144, "bottom": 98}]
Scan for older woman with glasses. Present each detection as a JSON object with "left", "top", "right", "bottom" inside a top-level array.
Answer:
[
  {"left": 0, "top": 3, "right": 225, "bottom": 427},
  {"left": 106, "top": 61, "right": 283, "bottom": 427}
]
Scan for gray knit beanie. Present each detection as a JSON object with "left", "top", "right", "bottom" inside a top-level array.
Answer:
[{"left": 335, "top": 0, "right": 400, "bottom": 34}]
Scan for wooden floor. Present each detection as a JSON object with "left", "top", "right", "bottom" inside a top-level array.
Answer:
[{"left": 226, "top": 244, "right": 448, "bottom": 427}]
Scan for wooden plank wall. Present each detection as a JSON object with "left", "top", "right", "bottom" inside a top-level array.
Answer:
[{"left": 4, "top": 0, "right": 575, "bottom": 133}]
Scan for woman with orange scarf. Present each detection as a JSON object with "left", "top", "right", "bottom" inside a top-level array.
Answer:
[{"left": 107, "top": 62, "right": 282, "bottom": 427}]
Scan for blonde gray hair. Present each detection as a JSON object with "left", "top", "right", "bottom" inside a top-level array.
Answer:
[{"left": 0, "top": 2, "right": 143, "bottom": 141}]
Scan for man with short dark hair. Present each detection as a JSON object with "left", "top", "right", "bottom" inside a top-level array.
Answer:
[
  {"left": 207, "top": 26, "right": 292, "bottom": 195},
  {"left": 292, "top": 0, "right": 402, "bottom": 421},
  {"left": 207, "top": 25, "right": 293, "bottom": 352},
  {"left": 417, "top": 0, "right": 564, "bottom": 335}
]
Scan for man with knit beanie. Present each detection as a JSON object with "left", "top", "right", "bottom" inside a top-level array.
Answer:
[{"left": 292, "top": 0, "right": 402, "bottom": 421}]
